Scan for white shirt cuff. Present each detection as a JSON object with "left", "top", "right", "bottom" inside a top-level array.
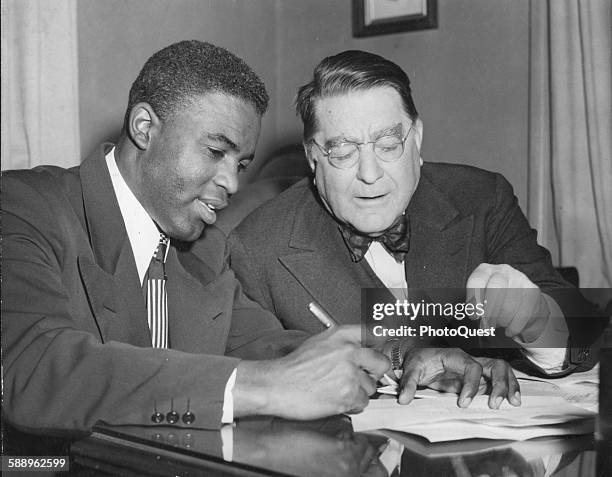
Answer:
[
  {"left": 517, "top": 294, "right": 569, "bottom": 372},
  {"left": 221, "top": 368, "right": 237, "bottom": 424},
  {"left": 221, "top": 424, "right": 234, "bottom": 462}
]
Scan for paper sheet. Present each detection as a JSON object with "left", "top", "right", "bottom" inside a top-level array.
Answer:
[
  {"left": 351, "top": 395, "right": 595, "bottom": 440},
  {"left": 513, "top": 364, "right": 599, "bottom": 386},
  {"left": 514, "top": 366, "right": 599, "bottom": 412},
  {"left": 384, "top": 419, "right": 594, "bottom": 442},
  {"left": 388, "top": 419, "right": 595, "bottom": 442}
]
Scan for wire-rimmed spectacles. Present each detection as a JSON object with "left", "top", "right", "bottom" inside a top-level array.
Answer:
[{"left": 310, "top": 125, "right": 413, "bottom": 170}]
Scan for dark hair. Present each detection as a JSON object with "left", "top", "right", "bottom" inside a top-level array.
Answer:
[
  {"left": 123, "top": 40, "right": 269, "bottom": 131},
  {"left": 295, "top": 50, "right": 418, "bottom": 140}
]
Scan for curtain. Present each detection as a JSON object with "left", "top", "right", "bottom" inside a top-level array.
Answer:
[
  {"left": 1, "top": 0, "right": 80, "bottom": 170},
  {"left": 528, "top": 0, "right": 612, "bottom": 291}
]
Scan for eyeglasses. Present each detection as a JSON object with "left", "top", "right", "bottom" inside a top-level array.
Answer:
[{"left": 310, "top": 125, "right": 413, "bottom": 170}]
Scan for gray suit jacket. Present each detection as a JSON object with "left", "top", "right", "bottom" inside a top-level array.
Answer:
[
  {"left": 2, "top": 144, "right": 302, "bottom": 437},
  {"left": 229, "top": 163, "right": 603, "bottom": 368}
]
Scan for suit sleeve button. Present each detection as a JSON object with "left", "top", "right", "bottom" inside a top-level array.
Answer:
[
  {"left": 151, "top": 412, "right": 164, "bottom": 423},
  {"left": 182, "top": 411, "right": 195, "bottom": 424},
  {"left": 166, "top": 410, "right": 179, "bottom": 424}
]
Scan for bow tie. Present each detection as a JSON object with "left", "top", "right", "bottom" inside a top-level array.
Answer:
[{"left": 339, "top": 215, "right": 410, "bottom": 263}]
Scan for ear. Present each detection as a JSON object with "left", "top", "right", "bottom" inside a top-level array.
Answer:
[
  {"left": 413, "top": 118, "right": 424, "bottom": 152},
  {"left": 127, "top": 102, "right": 160, "bottom": 150},
  {"left": 304, "top": 142, "right": 317, "bottom": 173}
]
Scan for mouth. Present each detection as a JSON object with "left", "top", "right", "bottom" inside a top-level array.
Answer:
[
  {"left": 196, "top": 198, "right": 227, "bottom": 225},
  {"left": 355, "top": 193, "right": 389, "bottom": 204}
]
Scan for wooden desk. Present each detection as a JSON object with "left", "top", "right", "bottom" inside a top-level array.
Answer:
[{"left": 69, "top": 416, "right": 607, "bottom": 476}]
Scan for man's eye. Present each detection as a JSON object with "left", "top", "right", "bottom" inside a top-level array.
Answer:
[
  {"left": 333, "top": 152, "right": 356, "bottom": 162},
  {"left": 329, "top": 143, "right": 357, "bottom": 158},
  {"left": 206, "top": 147, "right": 225, "bottom": 160},
  {"left": 375, "top": 137, "right": 402, "bottom": 152},
  {"left": 378, "top": 144, "right": 400, "bottom": 153},
  {"left": 238, "top": 160, "right": 252, "bottom": 172}
]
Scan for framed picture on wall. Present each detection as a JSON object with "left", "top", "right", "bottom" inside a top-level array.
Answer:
[{"left": 352, "top": 0, "right": 437, "bottom": 37}]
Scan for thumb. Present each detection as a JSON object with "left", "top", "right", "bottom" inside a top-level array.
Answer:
[
  {"left": 398, "top": 366, "right": 420, "bottom": 405},
  {"left": 324, "top": 324, "right": 362, "bottom": 344}
]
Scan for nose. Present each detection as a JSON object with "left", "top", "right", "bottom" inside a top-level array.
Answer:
[
  {"left": 356, "top": 146, "right": 383, "bottom": 184},
  {"left": 213, "top": 160, "right": 239, "bottom": 196}
]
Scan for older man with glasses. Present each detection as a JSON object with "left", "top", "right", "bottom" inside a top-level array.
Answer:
[{"left": 229, "top": 50, "right": 602, "bottom": 406}]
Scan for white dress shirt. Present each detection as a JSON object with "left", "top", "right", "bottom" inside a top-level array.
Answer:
[
  {"left": 105, "top": 148, "right": 236, "bottom": 423},
  {"left": 364, "top": 241, "right": 568, "bottom": 372}
]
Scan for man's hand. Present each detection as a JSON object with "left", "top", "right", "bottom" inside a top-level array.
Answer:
[
  {"left": 234, "top": 325, "right": 391, "bottom": 420},
  {"left": 397, "top": 347, "right": 521, "bottom": 409},
  {"left": 466, "top": 263, "right": 551, "bottom": 343}
]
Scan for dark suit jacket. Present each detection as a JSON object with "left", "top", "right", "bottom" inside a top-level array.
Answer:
[
  {"left": 229, "top": 163, "right": 603, "bottom": 366},
  {"left": 1, "top": 145, "right": 303, "bottom": 437}
]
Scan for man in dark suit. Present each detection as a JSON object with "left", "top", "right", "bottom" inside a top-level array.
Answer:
[
  {"left": 2, "top": 41, "right": 392, "bottom": 442},
  {"left": 230, "top": 50, "right": 602, "bottom": 406}
]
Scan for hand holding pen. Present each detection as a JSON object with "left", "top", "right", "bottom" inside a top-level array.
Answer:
[{"left": 308, "top": 302, "right": 398, "bottom": 388}]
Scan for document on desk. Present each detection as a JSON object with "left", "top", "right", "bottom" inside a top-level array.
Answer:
[
  {"left": 351, "top": 395, "right": 595, "bottom": 441},
  {"left": 513, "top": 365, "right": 599, "bottom": 411}
]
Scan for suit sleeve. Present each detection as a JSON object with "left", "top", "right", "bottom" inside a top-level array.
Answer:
[
  {"left": 222, "top": 235, "right": 308, "bottom": 359},
  {"left": 485, "top": 173, "right": 566, "bottom": 287},
  {"left": 2, "top": 176, "right": 239, "bottom": 435},
  {"left": 227, "top": 229, "right": 278, "bottom": 314},
  {"left": 482, "top": 173, "right": 606, "bottom": 372}
]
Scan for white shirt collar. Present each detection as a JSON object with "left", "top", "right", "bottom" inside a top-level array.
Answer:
[{"left": 105, "top": 148, "right": 161, "bottom": 284}]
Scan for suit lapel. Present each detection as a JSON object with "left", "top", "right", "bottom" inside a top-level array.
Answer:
[
  {"left": 165, "top": 245, "right": 230, "bottom": 354},
  {"left": 278, "top": 185, "right": 385, "bottom": 325},
  {"left": 79, "top": 145, "right": 150, "bottom": 346},
  {"left": 405, "top": 173, "right": 474, "bottom": 289}
]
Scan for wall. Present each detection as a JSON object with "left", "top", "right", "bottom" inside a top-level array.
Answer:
[
  {"left": 78, "top": 0, "right": 530, "bottom": 204},
  {"left": 274, "top": 0, "right": 530, "bottom": 206}
]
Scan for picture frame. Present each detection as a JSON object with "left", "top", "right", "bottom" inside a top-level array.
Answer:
[{"left": 352, "top": 0, "right": 438, "bottom": 37}]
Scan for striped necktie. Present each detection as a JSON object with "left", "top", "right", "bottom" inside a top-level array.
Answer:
[{"left": 145, "top": 234, "right": 169, "bottom": 348}]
